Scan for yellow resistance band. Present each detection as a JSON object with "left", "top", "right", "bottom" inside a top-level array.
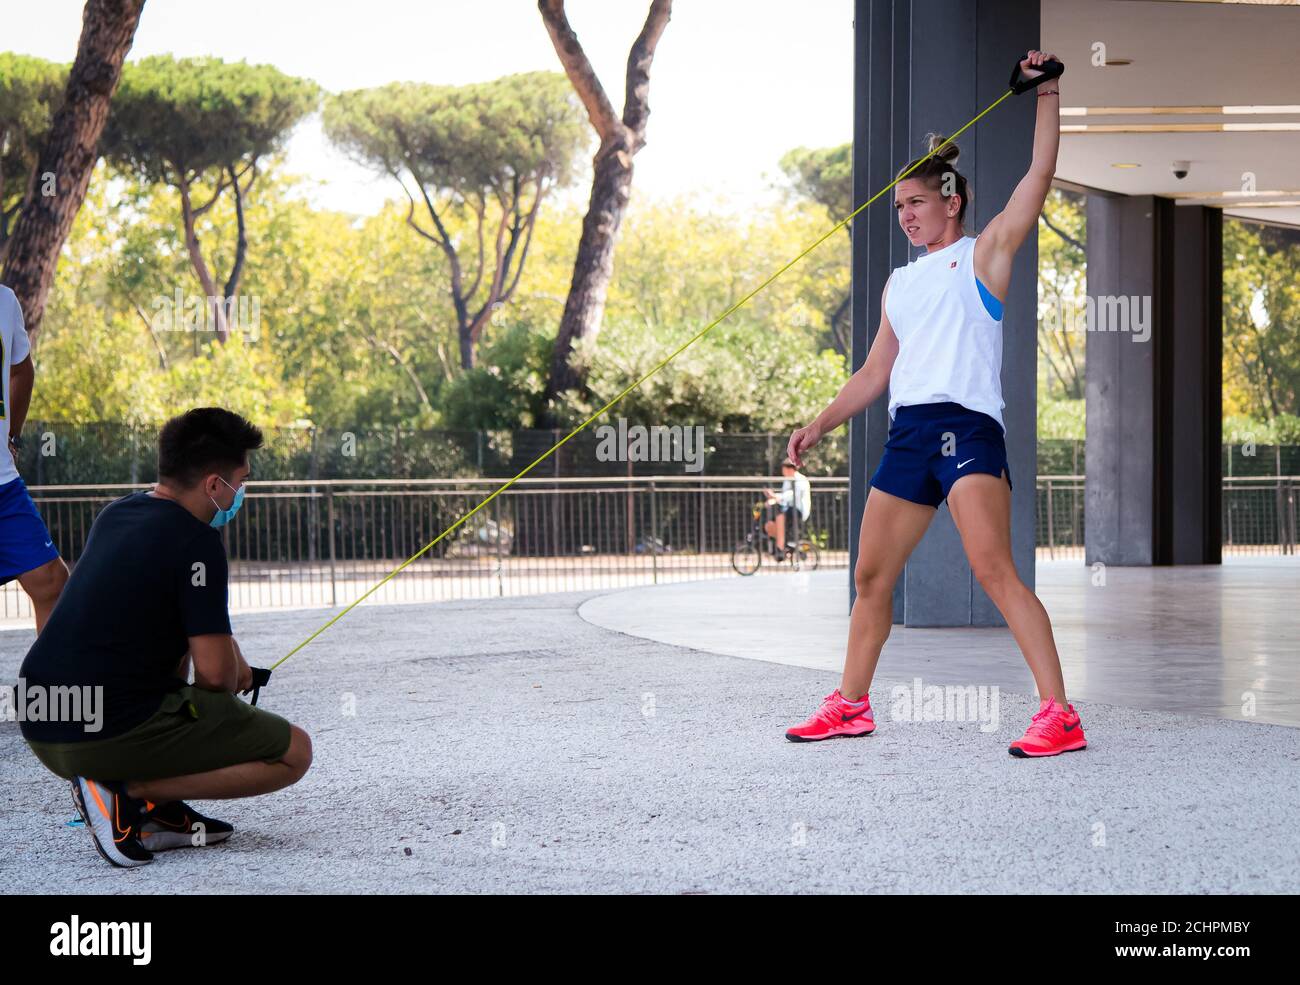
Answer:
[{"left": 271, "top": 86, "right": 1015, "bottom": 671}]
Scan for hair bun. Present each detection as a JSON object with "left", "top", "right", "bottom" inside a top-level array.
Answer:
[{"left": 924, "top": 132, "right": 960, "bottom": 164}]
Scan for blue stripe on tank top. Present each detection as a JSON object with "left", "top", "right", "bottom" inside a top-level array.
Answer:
[{"left": 974, "top": 275, "right": 1003, "bottom": 321}]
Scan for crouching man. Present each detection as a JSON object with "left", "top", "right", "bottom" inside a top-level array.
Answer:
[{"left": 17, "top": 407, "right": 312, "bottom": 867}]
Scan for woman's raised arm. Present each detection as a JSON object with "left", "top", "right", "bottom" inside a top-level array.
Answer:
[{"left": 974, "top": 50, "right": 1061, "bottom": 298}]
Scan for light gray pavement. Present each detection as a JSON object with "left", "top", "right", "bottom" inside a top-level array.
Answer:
[
  {"left": 2, "top": 574, "right": 1297, "bottom": 893},
  {"left": 582, "top": 559, "right": 1300, "bottom": 727}
]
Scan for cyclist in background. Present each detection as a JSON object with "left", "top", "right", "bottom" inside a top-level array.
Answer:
[{"left": 762, "top": 458, "right": 811, "bottom": 558}]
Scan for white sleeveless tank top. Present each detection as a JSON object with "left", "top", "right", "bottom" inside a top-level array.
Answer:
[{"left": 883, "top": 234, "right": 1005, "bottom": 432}]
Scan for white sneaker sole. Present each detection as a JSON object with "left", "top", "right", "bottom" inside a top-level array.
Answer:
[
  {"left": 71, "top": 778, "right": 152, "bottom": 868},
  {"left": 141, "top": 826, "right": 233, "bottom": 851}
]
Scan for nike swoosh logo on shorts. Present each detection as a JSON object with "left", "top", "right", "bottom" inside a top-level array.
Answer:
[{"left": 957, "top": 458, "right": 975, "bottom": 468}]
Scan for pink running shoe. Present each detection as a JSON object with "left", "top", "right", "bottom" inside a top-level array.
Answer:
[
  {"left": 785, "top": 689, "right": 875, "bottom": 742},
  {"left": 1008, "top": 697, "right": 1087, "bottom": 757}
]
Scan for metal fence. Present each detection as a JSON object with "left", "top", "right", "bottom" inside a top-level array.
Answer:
[
  {"left": 1036, "top": 475, "right": 1086, "bottom": 560},
  {"left": 13, "top": 422, "right": 1300, "bottom": 484},
  {"left": 1034, "top": 475, "right": 1298, "bottom": 560},
  {"left": 1223, "top": 476, "right": 1298, "bottom": 554},
  {"left": 8, "top": 423, "right": 855, "bottom": 484},
  {"left": 3, "top": 473, "right": 1295, "bottom": 620},
  {"left": 2, "top": 477, "right": 853, "bottom": 619}
]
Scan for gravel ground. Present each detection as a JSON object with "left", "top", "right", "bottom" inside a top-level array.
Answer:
[{"left": 2, "top": 587, "right": 1297, "bottom": 894}]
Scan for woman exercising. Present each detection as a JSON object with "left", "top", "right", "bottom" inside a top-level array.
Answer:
[{"left": 783, "top": 51, "right": 1085, "bottom": 757}]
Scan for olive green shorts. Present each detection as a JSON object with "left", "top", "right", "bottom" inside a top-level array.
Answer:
[{"left": 26, "top": 686, "right": 293, "bottom": 783}]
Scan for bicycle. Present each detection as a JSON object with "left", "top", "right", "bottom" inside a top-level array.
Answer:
[{"left": 731, "top": 500, "right": 821, "bottom": 575}]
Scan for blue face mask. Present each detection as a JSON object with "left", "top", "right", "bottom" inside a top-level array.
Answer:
[{"left": 209, "top": 476, "right": 246, "bottom": 528}]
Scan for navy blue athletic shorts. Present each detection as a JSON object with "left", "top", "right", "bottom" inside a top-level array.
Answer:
[
  {"left": 869, "top": 401, "right": 1012, "bottom": 508},
  {"left": 0, "top": 475, "right": 59, "bottom": 585}
]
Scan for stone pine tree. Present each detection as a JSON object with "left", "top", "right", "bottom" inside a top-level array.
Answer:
[
  {"left": 0, "top": 55, "right": 68, "bottom": 266},
  {"left": 1, "top": 0, "right": 145, "bottom": 343},
  {"left": 101, "top": 55, "right": 318, "bottom": 343},
  {"left": 780, "top": 145, "right": 853, "bottom": 226},
  {"left": 537, "top": 0, "right": 673, "bottom": 418},
  {"left": 324, "top": 72, "right": 586, "bottom": 370}
]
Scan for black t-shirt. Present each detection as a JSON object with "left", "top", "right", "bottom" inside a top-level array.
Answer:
[{"left": 18, "top": 492, "right": 232, "bottom": 743}]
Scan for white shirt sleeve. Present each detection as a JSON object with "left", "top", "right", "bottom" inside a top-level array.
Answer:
[{"left": 5, "top": 289, "right": 30, "bottom": 364}]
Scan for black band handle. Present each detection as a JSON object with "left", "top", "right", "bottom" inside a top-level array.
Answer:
[
  {"left": 1009, "top": 54, "right": 1064, "bottom": 95},
  {"left": 249, "top": 666, "right": 272, "bottom": 706}
]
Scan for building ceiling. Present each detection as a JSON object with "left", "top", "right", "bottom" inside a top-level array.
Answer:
[{"left": 1042, "top": 0, "right": 1300, "bottom": 227}]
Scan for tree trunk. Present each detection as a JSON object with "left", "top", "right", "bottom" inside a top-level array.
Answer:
[
  {"left": 221, "top": 162, "right": 250, "bottom": 336},
  {"left": 179, "top": 180, "right": 229, "bottom": 343},
  {"left": 0, "top": 0, "right": 145, "bottom": 342},
  {"left": 545, "top": 142, "right": 633, "bottom": 397},
  {"left": 538, "top": 0, "right": 672, "bottom": 418},
  {"left": 458, "top": 318, "right": 475, "bottom": 371}
]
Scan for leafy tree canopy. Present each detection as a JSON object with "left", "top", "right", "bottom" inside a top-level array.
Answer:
[
  {"left": 323, "top": 71, "right": 587, "bottom": 205},
  {"left": 103, "top": 55, "right": 319, "bottom": 183}
]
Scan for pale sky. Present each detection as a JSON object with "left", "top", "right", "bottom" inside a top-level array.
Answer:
[{"left": 3, "top": 0, "right": 854, "bottom": 215}]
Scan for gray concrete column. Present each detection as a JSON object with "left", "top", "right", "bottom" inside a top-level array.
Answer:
[
  {"left": 1084, "top": 197, "right": 1221, "bottom": 565},
  {"left": 850, "top": 0, "right": 1040, "bottom": 625}
]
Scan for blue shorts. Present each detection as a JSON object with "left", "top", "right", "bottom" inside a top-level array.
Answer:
[
  {"left": 869, "top": 402, "right": 1012, "bottom": 508},
  {"left": 0, "top": 475, "right": 59, "bottom": 585}
]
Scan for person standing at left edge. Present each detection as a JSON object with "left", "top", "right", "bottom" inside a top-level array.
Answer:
[{"left": 0, "top": 285, "right": 68, "bottom": 631}]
